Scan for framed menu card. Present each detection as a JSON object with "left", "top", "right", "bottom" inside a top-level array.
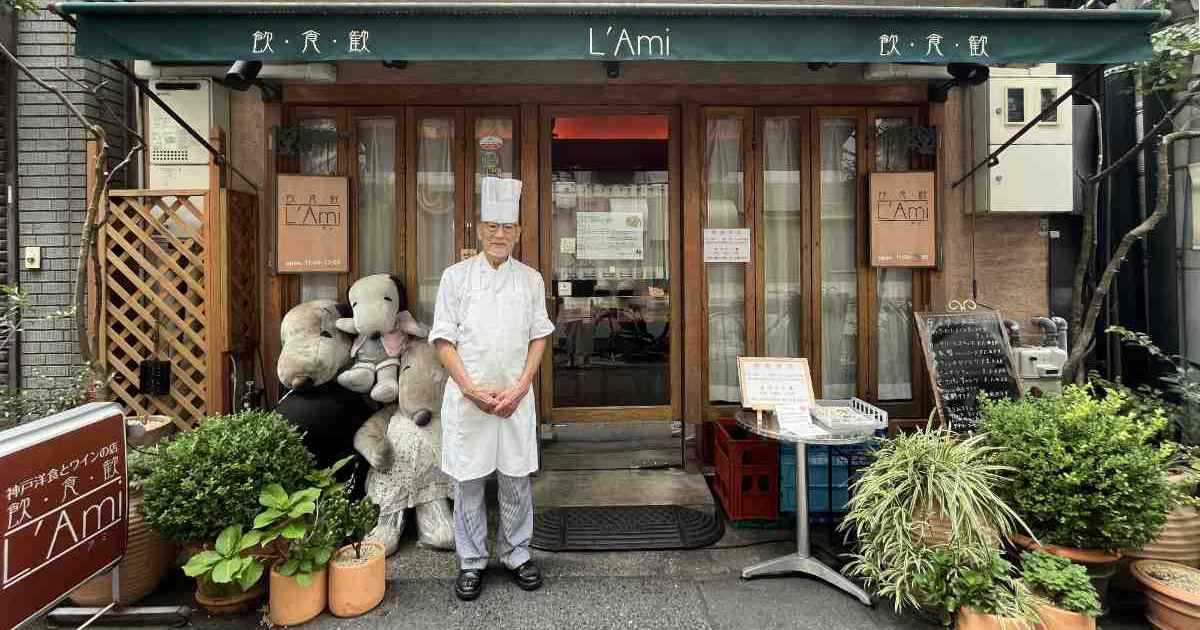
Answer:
[{"left": 736, "top": 357, "right": 817, "bottom": 412}]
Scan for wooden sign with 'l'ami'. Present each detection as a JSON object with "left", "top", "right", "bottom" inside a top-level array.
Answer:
[
  {"left": 870, "top": 172, "right": 936, "bottom": 268},
  {"left": 277, "top": 175, "right": 349, "bottom": 274},
  {"left": 915, "top": 310, "right": 1023, "bottom": 432},
  {"left": 1, "top": 403, "right": 127, "bottom": 630}
]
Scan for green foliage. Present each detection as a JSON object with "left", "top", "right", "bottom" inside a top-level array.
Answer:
[
  {"left": 181, "top": 525, "right": 266, "bottom": 596},
  {"left": 0, "top": 0, "right": 39, "bottom": 15},
  {"left": 253, "top": 456, "right": 357, "bottom": 586},
  {"left": 1137, "top": 20, "right": 1200, "bottom": 95},
  {"left": 840, "top": 426, "right": 1030, "bottom": 613},
  {"left": 345, "top": 499, "right": 381, "bottom": 559},
  {"left": 913, "top": 547, "right": 1035, "bottom": 625},
  {"left": 980, "top": 385, "right": 1173, "bottom": 552},
  {"left": 141, "top": 411, "right": 315, "bottom": 544},
  {"left": 1020, "top": 551, "right": 1101, "bottom": 617},
  {"left": 1106, "top": 326, "right": 1200, "bottom": 445},
  {"left": 0, "top": 364, "right": 108, "bottom": 430}
]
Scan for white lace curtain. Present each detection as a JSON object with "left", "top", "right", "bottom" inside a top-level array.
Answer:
[{"left": 705, "top": 118, "right": 745, "bottom": 403}]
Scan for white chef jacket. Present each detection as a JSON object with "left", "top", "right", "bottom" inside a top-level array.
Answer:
[{"left": 429, "top": 254, "right": 555, "bottom": 481}]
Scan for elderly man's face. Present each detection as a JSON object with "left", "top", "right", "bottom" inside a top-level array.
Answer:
[{"left": 478, "top": 221, "right": 520, "bottom": 260}]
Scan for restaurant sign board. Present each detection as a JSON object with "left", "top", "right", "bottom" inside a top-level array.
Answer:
[
  {"left": 870, "top": 171, "right": 937, "bottom": 268},
  {"left": 277, "top": 175, "right": 350, "bottom": 274},
  {"left": 1, "top": 403, "right": 127, "bottom": 630}
]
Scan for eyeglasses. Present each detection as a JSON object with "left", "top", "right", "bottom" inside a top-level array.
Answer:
[{"left": 481, "top": 222, "right": 520, "bottom": 235}]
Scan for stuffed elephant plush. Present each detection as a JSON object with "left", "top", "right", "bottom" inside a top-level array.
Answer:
[
  {"left": 336, "top": 274, "right": 431, "bottom": 404},
  {"left": 361, "top": 335, "right": 455, "bottom": 554}
]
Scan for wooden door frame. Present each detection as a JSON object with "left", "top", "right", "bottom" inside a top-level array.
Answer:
[{"left": 537, "top": 105, "right": 683, "bottom": 424}]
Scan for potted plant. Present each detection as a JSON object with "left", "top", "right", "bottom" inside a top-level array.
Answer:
[
  {"left": 125, "top": 412, "right": 179, "bottom": 447},
  {"left": 328, "top": 498, "right": 384, "bottom": 617},
  {"left": 255, "top": 456, "right": 356, "bottom": 626},
  {"left": 1129, "top": 445, "right": 1200, "bottom": 569},
  {"left": 70, "top": 446, "right": 177, "bottom": 606},
  {"left": 1130, "top": 560, "right": 1200, "bottom": 629},
  {"left": 914, "top": 546, "right": 1036, "bottom": 629},
  {"left": 840, "top": 425, "right": 1031, "bottom": 614},
  {"left": 181, "top": 524, "right": 269, "bottom": 615},
  {"left": 980, "top": 386, "right": 1173, "bottom": 603},
  {"left": 139, "top": 410, "right": 315, "bottom": 613},
  {"left": 1020, "top": 550, "right": 1101, "bottom": 630}
]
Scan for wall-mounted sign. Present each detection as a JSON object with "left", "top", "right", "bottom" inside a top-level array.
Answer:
[
  {"left": 870, "top": 171, "right": 936, "bottom": 268},
  {"left": 736, "top": 357, "right": 816, "bottom": 412},
  {"left": 277, "top": 175, "right": 350, "bottom": 274},
  {"left": 915, "top": 310, "right": 1023, "bottom": 433},
  {"left": 1, "top": 403, "right": 127, "bottom": 630},
  {"left": 704, "top": 228, "right": 752, "bottom": 263}
]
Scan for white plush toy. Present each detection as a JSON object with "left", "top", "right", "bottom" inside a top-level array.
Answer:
[
  {"left": 336, "top": 274, "right": 429, "bottom": 404},
  {"left": 359, "top": 332, "right": 455, "bottom": 554}
]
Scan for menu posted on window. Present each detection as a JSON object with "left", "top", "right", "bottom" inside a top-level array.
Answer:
[
  {"left": 277, "top": 175, "right": 350, "bottom": 274},
  {"left": 915, "top": 310, "right": 1023, "bottom": 432},
  {"left": 736, "top": 357, "right": 817, "bottom": 412},
  {"left": 870, "top": 171, "right": 936, "bottom": 268},
  {"left": 1, "top": 403, "right": 127, "bottom": 630}
]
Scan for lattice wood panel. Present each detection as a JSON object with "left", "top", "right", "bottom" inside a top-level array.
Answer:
[{"left": 100, "top": 192, "right": 210, "bottom": 425}]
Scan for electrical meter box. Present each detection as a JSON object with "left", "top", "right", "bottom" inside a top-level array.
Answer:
[
  {"left": 962, "top": 65, "right": 1074, "bottom": 214},
  {"left": 146, "top": 78, "right": 230, "bottom": 190},
  {"left": 1014, "top": 346, "right": 1067, "bottom": 396}
]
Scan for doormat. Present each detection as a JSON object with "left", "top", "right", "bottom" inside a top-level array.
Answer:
[{"left": 531, "top": 505, "right": 724, "bottom": 551}]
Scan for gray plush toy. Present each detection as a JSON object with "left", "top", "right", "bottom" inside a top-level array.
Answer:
[
  {"left": 337, "top": 274, "right": 430, "bottom": 404},
  {"left": 361, "top": 336, "right": 456, "bottom": 554}
]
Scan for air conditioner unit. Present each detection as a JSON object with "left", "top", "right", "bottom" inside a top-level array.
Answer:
[
  {"left": 962, "top": 65, "right": 1074, "bottom": 214},
  {"left": 146, "top": 78, "right": 230, "bottom": 190}
]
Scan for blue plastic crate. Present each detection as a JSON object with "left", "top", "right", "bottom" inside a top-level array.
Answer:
[{"left": 780, "top": 437, "right": 880, "bottom": 514}]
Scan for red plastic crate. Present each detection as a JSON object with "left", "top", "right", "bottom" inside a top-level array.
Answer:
[{"left": 712, "top": 417, "right": 780, "bottom": 520}]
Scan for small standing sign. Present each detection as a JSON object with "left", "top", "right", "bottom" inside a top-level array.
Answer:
[
  {"left": 869, "top": 172, "right": 936, "bottom": 268},
  {"left": 737, "top": 357, "right": 817, "bottom": 420},
  {"left": 276, "top": 175, "right": 350, "bottom": 274}
]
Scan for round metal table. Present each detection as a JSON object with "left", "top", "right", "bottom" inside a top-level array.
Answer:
[{"left": 734, "top": 409, "right": 874, "bottom": 606}]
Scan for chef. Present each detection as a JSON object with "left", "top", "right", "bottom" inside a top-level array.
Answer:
[{"left": 429, "top": 176, "right": 555, "bottom": 601}]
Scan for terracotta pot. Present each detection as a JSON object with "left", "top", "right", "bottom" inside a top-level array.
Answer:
[
  {"left": 1034, "top": 602, "right": 1096, "bottom": 630},
  {"left": 269, "top": 564, "right": 327, "bottom": 626},
  {"left": 125, "top": 414, "right": 178, "bottom": 446},
  {"left": 1130, "top": 560, "right": 1200, "bottom": 630},
  {"left": 1128, "top": 473, "right": 1200, "bottom": 569},
  {"left": 1011, "top": 534, "right": 1120, "bottom": 607},
  {"left": 70, "top": 494, "right": 176, "bottom": 606},
  {"left": 957, "top": 607, "right": 1034, "bottom": 630},
  {"left": 194, "top": 582, "right": 265, "bottom": 616},
  {"left": 328, "top": 542, "right": 386, "bottom": 617}
]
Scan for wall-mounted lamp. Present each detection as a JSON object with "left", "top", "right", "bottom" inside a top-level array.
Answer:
[
  {"left": 382, "top": 60, "right": 409, "bottom": 70},
  {"left": 605, "top": 61, "right": 620, "bottom": 79},
  {"left": 929, "top": 62, "right": 990, "bottom": 102},
  {"left": 224, "top": 60, "right": 262, "bottom": 91}
]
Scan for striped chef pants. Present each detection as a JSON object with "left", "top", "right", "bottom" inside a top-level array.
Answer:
[{"left": 452, "top": 473, "right": 533, "bottom": 571}]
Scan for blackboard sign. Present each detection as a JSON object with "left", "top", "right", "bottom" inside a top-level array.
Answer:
[
  {"left": 1, "top": 403, "right": 127, "bottom": 630},
  {"left": 914, "top": 310, "right": 1023, "bottom": 432}
]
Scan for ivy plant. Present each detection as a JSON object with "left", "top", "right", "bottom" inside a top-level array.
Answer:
[
  {"left": 1020, "top": 550, "right": 1101, "bottom": 617},
  {"left": 980, "top": 385, "right": 1173, "bottom": 552}
]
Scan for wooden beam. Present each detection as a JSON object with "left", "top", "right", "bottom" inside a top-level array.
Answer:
[{"left": 203, "top": 127, "right": 228, "bottom": 416}]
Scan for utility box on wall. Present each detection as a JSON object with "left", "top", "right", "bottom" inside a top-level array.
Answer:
[
  {"left": 146, "top": 78, "right": 230, "bottom": 190},
  {"left": 962, "top": 66, "right": 1074, "bottom": 214}
]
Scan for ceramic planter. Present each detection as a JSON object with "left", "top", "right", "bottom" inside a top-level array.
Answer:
[
  {"left": 70, "top": 493, "right": 176, "bottom": 606},
  {"left": 269, "top": 564, "right": 327, "bottom": 626},
  {"left": 328, "top": 542, "right": 386, "bottom": 617},
  {"left": 1011, "top": 534, "right": 1120, "bottom": 607},
  {"left": 125, "top": 414, "right": 178, "bottom": 446},
  {"left": 194, "top": 581, "right": 265, "bottom": 616},
  {"left": 957, "top": 607, "right": 1034, "bottom": 630},
  {"left": 1130, "top": 560, "right": 1200, "bottom": 630},
  {"left": 1034, "top": 602, "right": 1096, "bottom": 630},
  {"left": 1128, "top": 473, "right": 1200, "bottom": 569}
]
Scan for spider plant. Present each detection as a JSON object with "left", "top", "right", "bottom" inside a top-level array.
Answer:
[{"left": 839, "top": 424, "right": 1032, "bottom": 614}]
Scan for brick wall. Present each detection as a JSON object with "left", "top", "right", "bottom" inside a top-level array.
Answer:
[{"left": 15, "top": 8, "right": 126, "bottom": 392}]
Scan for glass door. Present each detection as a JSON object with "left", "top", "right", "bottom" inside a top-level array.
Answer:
[{"left": 539, "top": 110, "right": 679, "bottom": 425}]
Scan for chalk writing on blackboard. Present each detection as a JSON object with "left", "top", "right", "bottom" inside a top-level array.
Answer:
[{"left": 915, "top": 311, "right": 1023, "bottom": 432}]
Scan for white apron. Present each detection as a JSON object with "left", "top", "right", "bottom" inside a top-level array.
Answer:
[{"left": 440, "top": 256, "right": 539, "bottom": 481}]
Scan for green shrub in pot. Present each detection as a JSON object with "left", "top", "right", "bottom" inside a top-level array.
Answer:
[
  {"left": 141, "top": 410, "right": 315, "bottom": 545},
  {"left": 1020, "top": 550, "right": 1101, "bottom": 618},
  {"left": 914, "top": 546, "right": 1036, "bottom": 626},
  {"left": 979, "top": 385, "right": 1172, "bottom": 554}
]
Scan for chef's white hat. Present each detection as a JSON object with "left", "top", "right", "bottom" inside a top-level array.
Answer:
[{"left": 481, "top": 177, "right": 522, "bottom": 224}]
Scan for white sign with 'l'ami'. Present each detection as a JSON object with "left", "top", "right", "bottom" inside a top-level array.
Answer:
[{"left": 588, "top": 26, "right": 672, "bottom": 58}]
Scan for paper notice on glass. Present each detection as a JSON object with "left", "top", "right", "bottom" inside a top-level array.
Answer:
[
  {"left": 608, "top": 197, "right": 649, "bottom": 217},
  {"left": 704, "top": 228, "right": 752, "bottom": 263},
  {"left": 559, "top": 297, "right": 592, "bottom": 322},
  {"left": 576, "top": 212, "right": 645, "bottom": 260},
  {"left": 775, "top": 405, "right": 830, "bottom": 440},
  {"left": 737, "top": 357, "right": 816, "bottom": 411}
]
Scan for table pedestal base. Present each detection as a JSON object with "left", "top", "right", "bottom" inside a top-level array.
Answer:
[{"left": 740, "top": 553, "right": 872, "bottom": 605}]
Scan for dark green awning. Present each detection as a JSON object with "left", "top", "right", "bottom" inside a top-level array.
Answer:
[{"left": 55, "top": 2, "right": 1167, "bottom": 65}]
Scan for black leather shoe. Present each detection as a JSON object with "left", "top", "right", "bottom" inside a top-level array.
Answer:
[
  {"left": 509, "top": 561, "right": 544, "bottom": 591},
  {"left": 455, "top": 569, "right": 485, "bottom": 601}
]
